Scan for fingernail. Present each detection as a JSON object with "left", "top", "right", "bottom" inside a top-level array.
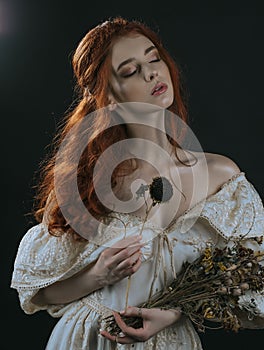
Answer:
[{"left": 119, "top": 310, "right": 125, "bottom": 315}]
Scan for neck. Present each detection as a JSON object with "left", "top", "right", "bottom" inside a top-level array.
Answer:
[{"left": 115, "top": 102, "right": 173, "bottom": 159}]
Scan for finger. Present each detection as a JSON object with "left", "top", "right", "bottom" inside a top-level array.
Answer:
[
  {"left": 114, "top": 242, "right": 142, "bottom": 260},
  {"left": 112, "top": 235, "right": 142, "bottom": 250},
  {"left": 99, "top": 330, "right": 116, "bottom": 342},
  {"left": 116, "top": 250, "right": 141, "bottom": 271},
  {"left": 103, "top": 237, "right": 142, "bottom": 260},
  {"left": 108, "top": 244, "right": 143, "bottom": 270},
  {"left": 120, "top": 306, "right": 144, "bottom": 317},
  {"left": 125, "top": 255, "right": 141, "bottom": 275},
  {"left": 100, "top": 331, "right": 136, "bottom": 344},
  {"left": 113, "top": 311, "right": 145, "bottom": 339}
]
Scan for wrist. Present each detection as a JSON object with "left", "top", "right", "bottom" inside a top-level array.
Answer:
[
  {"left": 75, "top": 262, "right": 106, "bottom": 296},
  {"left": 88, "top": 264, "right": 107, "bottom": 289},
  {"left": 168, "top": 307, "right": 182, "bottom": 324}
]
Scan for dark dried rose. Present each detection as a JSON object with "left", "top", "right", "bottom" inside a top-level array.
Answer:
[{"left": 149, "top": 176, "right": 173, "bottom": 206}]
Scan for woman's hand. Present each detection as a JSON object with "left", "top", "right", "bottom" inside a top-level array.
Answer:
[
  {"left": 91, "top": 235, "right": 143, "bottom": 288},
  {"left": 100, "top": 306, "right": 182, "bottom": 344},
  {"left": 31, "top": 235, "right": 143, "bottom": 306}
]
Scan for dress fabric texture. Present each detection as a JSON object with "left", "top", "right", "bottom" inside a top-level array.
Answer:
[{"left": 11, "top": 172, "right": 264, "bottom": 349}]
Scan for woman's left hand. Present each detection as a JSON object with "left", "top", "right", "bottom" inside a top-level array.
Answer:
[{"left": 100, "top": 306, "right": 182, "bottom": 344}]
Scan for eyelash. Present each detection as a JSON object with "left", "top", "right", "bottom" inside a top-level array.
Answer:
[
  {"left": 122, "top": 57, "right": 161, "bottom": 78},
  {"left": 150, "top": 58, "right": 161, "bottom": 63}
]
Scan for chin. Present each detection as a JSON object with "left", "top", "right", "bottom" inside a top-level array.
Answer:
[{"left": 158, "top": 98, "right": 174, "bottom": 110}]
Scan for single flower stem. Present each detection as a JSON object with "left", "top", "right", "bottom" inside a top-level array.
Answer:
[
  {"left": 125, "top": 276, "right": 131, "bottom": 311},
  {"left": 124, "top": 202, "right": 154, "bottom": 310}
]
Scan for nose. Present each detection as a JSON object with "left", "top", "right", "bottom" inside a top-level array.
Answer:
[{"left": 144, "top": 66, "right": 158, "bottom": 82}]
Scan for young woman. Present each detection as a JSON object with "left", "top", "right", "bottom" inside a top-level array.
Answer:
[{"left": 11, "top": 16, "right": 264, "bottom": 349}]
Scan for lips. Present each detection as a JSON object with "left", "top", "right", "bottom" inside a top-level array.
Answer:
[{"left": 151, "top": 82, "right": 168, "bottom": 96}]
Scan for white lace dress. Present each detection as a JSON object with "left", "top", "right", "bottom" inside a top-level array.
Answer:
[{"left": 11, "top": 172, "right": 264, "bottom": 349}]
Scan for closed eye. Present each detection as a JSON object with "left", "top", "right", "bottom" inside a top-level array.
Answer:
[
  {"left": 122, "top": 70, "right": 137, "bottom": 78},
  {"left": 122, "top": 57, "right": 161, "bottom": 78},
  {"left": 149, "top": 58, "right": 161, "bottom": 63}
]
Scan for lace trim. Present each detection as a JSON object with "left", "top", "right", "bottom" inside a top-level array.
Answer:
[
  {"left": 80, "top": 296, "right": 113, "bottom": 318},
  {"left": 199, "top": 209, "right": 255, "bottom": 242}
]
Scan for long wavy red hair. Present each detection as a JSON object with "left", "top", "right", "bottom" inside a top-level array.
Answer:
[{"left": 33, "top": 17, "right": 192, "bottom": 241}]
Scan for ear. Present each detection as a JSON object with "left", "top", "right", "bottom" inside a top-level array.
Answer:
[{"left": 107, "top": 92, "right": 117, "bottom": 111}]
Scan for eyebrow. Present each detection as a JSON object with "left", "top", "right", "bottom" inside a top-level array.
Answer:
[{"left": 116, "top": 45, "right": 157, "bottom": 72}]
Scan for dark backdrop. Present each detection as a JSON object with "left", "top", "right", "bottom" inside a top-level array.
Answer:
[{"left": 2, "top": 1, "right": 264, "bottom": 349}]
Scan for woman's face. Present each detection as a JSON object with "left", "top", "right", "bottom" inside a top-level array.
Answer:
[{"left": 109, "top": 34, "right": 174, "bottom": 108}]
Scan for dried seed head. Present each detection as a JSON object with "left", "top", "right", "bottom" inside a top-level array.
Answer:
[
  {"left": 225, "top": 278, "right": 233, "bottom": 286},
  {"left": 240, "top": 282, "right": 250, "bottom": 290},
  {"left": 149, "top": 176, "right": 173, "bottom": 206},
  {"left": 232, "top": 288, "right": 242, "bottom": 296},
  {"left": 217, "top": 286, "right": 228, "bottom": 294}
]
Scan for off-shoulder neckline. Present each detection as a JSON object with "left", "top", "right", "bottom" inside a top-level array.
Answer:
[{"left": 115, "top": 171, "right": 246, "bottom": 231}]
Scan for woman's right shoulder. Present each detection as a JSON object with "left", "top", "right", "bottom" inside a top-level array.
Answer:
[
  {"left": 16, "top": 222, "right": 85, "bottom": 253},
  {"left": 13, "top": 222, "right": 95, "bottom": 276},
  {"left": 18, "top": 223, "right": 47, "bottom": 245}
]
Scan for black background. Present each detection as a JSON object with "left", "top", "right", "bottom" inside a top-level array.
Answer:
[{"left": 2, "top": 0, "right": 264, "bottom": 349}]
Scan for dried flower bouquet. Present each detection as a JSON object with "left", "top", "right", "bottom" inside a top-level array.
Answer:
[{"left": 104, "top": 240, "right": 264, "bottom": 334}]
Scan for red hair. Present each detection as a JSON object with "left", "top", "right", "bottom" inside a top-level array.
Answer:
[{"left": 33, "top": 17, "right": 192, "bottom": 240}]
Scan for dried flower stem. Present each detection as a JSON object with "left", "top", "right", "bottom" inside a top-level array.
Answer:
[{"left": 124, "top": 202, "right": 154, "bottom": 310}]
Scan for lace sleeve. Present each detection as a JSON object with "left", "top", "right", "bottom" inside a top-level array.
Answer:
[
  {"left": 10, "top": 223, "right": 101, "bottom": 315},
  {"left": 199, "top": 172, "right": 264, "bottom": 241}
]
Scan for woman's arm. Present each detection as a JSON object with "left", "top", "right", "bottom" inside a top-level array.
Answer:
[{"left": 32, "top": 235, "right": 143, "bottom": 305}]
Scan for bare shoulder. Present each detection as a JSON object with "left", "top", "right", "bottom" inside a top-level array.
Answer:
[{"left": 204, "top": 152, "right": 242, "bottom": 194}]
